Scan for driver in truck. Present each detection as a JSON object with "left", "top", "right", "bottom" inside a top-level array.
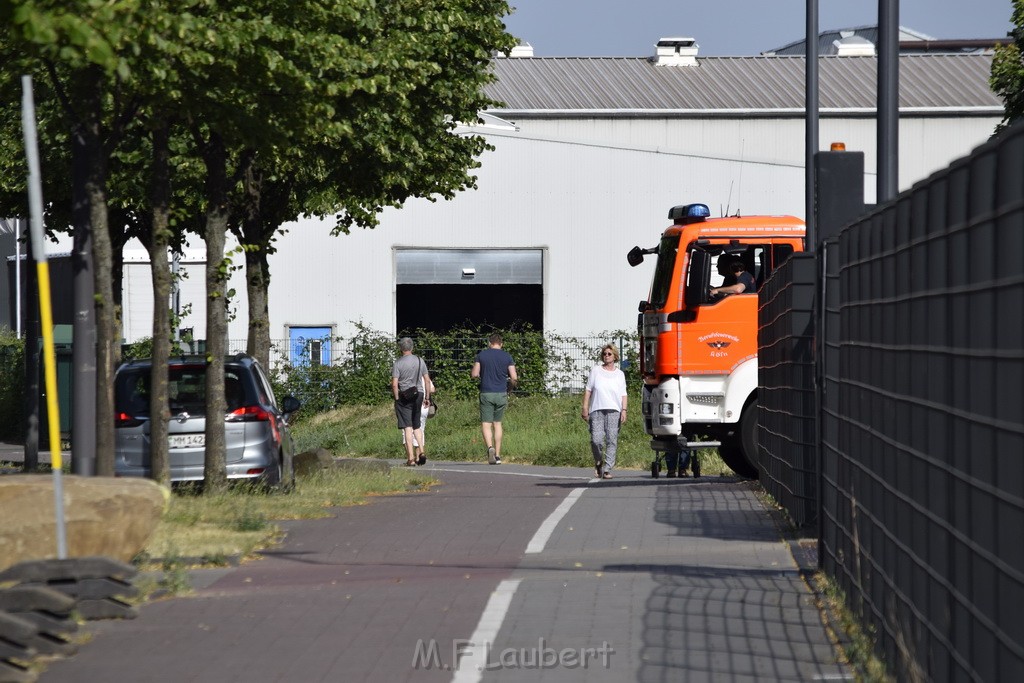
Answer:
[{"left": 710, "top": 258, "right": 755, "bottom": 296}]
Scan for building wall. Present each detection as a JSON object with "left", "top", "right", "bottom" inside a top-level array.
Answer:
[{"left": 258, "top": 112, "right": 1000, "bottom": 343}]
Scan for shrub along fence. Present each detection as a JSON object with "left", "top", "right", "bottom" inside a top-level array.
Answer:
[
  {"left": 239, "top": 326, "right": 640, "bottom": 417},
  {"left": 0, "top": 332, "right": 24, "bottom": 442}
]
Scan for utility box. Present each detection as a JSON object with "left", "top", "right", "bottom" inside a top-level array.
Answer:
[{"left": 815, "top": 149, "right": 866, "bottom": 245}]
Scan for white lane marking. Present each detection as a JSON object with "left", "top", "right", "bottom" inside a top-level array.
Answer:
[
  {"left": 525, "top": 487, "right": 587, "bottom": 554},
  {"left": 450, "top": 579, "right": 522, "bottom": 683}
]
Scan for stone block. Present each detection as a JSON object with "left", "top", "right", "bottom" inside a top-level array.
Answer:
[
  {"left": 293, "top": 448, "right": 335, "bottom": 477},
  {"left": 0, "top": 476, "right": 168, "bottom": 572}
]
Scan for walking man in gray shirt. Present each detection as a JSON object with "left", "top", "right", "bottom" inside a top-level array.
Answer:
[{"left": 392, "top": 337, "right": 431, "bottom": 467}]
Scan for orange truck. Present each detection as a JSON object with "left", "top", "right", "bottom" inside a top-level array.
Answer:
[{"left": 627, "top": 203, "right": 805, "bottom": 478}]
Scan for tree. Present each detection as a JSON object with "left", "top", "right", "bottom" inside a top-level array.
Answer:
[
  {"left": 230, "top": 0, "right": 517, "bottom": 369},
  {"left": 991, "top": 0, "right": 1024, "bottom": 135},
  {"left": 1, "top": 0, "right": 145, "bottom": 475},
  {"left": 2, "top": 0, "right": 518, "bottom": 490}
]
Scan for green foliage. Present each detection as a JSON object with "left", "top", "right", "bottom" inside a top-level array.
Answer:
[
  {"left": 270, "top": 323, "right": 642, "bottom": 418},
  {"left": 991, "top": 1, "right": 1024, "bottom": 135},
  {"left": 400, "top": 322, "right": 556, "bottom": 399},
  {"left": 270, "top": 322, "right": 395, "bottom": 412},
  {"left": 122, "top": 337, "right": 154, "bottom": 362},
  {"left": 121, "top": 335, "right": 196, "bottom": 362},
  {"left": 0, "top": 330, "right": 24, "bottom": 442}
]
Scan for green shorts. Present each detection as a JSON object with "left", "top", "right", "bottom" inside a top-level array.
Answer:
[{"left": 479, "top": 392, "right": 508, "bottom": 423}]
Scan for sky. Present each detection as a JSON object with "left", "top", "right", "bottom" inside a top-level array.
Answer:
[{"left": 502, "top": 0, "right": 1016, "bottom": 57}]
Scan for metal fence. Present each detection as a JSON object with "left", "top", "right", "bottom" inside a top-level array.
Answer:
[
  {"left": 818, "top": 124, "right": 1024, "bottom": 681},
  {"left": 226, "top": 333, "right": 639, "bottom": 395},
  {"left": 756, "top": 252, "right": 818, "bottom": 527}
]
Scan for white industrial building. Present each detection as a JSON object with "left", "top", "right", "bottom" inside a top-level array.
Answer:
[{"left": 6, "top": 30, "right": 1006, "bottom": 365}]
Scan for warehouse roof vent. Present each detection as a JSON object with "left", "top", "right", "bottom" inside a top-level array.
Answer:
[
  {"left": 834, "top": 31, "right": 876, "bottom": 57},
  {"left": 653, "top": 37, "right": 699, "bottom": 66},
  {"left": 508, "top": 41, "right": 534, "bottom": 58}
]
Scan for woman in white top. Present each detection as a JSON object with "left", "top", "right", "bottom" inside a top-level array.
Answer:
[{"left": 581, "top": 343, "right": 628, "bottom": 479}]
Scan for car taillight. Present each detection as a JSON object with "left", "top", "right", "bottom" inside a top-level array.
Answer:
[
  {"left": 116, "top": 412, "right": 143, "bottom": 428},
  {"left": 227, "top": 405, "right": 271, "bottom": 422},
  {"left": 227, "top": 405, "right": 280, "bottom": 443}
]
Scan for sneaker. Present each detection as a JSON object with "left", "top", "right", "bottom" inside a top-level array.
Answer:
[
  {"left": 487, "top": 447, "right": 497, "bottom": 465},
  {"left": 494, "top": 455, "right": 501, "bottom": 465}
]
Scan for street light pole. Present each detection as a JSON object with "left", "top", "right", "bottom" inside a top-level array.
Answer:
[
  {"left": 878, "top": 0, "right": 900, "bottom": 202},
  {"left": 805, "top": 0, "right": 819, "bottom": 251}
]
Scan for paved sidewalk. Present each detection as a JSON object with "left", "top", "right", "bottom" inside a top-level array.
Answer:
[
  {"left": 488, "top": 474, "right": 847, "bottom": 681},
  {"left": 33, "top": 463, "right": 849, "bottom": 682}
]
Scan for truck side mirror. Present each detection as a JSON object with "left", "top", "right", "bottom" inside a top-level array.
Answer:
[{"left": 627, "top": 244, "right": 658, "bottom": 267}]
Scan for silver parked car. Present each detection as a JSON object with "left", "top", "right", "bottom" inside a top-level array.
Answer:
[{"left": 114, "top": 354, "right": 300, "bottom": 486}]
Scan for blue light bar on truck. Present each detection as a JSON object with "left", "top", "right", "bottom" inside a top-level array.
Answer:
[{"left": 668, "top": 203, "right": 710, "bottom": 224}]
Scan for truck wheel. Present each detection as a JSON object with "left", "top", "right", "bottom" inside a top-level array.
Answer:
[
  {"left": 739, "top": 400, "right": 760, "bottom": 478},
  {"left": 718, "top": 404, "right": 760, "bottom": 480},
  {"left": 717, "top": 441, "right": 756, "bottom": 479}
]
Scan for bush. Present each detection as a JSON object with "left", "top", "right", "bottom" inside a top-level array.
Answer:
[
  {"left": 270, "top": 322, "right": 641, "bottom": 421},
  {"left": 0, "top": 330, "right": 24, "bottom": 442}
]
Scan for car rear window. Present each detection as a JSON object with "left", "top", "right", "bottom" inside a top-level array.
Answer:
[{"left": 116, "top": 364, "right": 253, "bottom": 417}]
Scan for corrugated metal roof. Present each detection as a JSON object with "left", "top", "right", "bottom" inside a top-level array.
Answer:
[{"left": 484, "top": 54, "right": 1002, "bottom": 114}]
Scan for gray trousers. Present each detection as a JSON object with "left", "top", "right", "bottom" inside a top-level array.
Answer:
[{"left": 589, "top": 410, "right": 621, "bottom": 470}]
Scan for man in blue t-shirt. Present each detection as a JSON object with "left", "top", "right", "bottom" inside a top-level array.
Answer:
[
  {"left": 710, "top": 258, "right": 756, "bottom": 297},
  {"left": 471, "top": 333, "right": 518, "bottom": 465}
]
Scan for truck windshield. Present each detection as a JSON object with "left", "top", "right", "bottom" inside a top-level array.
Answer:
[{"left": 649, "top": 234, "right": 680, "bottom": 308}]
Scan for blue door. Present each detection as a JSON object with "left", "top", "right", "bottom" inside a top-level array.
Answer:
[{"left": 288, "top": 327, "right": 332, "bottom": 366}]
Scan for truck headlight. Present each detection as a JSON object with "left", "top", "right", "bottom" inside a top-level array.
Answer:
[{"left": 659, "top": 403, "right": 674, "bottom": 415}]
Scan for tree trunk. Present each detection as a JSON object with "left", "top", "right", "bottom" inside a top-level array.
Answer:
[
  {"left": 244, "top": 249, "right": 271, "bottom": 370},
  {"left": 110, "top": 209, "right": 130, "bottom": 368},
  {"left": 201, "top": 132, "right": 230, "bottom": 493},
  {"left": 241, "top": 164, "right": 271, "bottom": 369},
  {"left": 82, "top": 122, "right": 116, "bottom": 477},
  {"left": 145, "top": 123, "right": 173, "bottom": 485}
]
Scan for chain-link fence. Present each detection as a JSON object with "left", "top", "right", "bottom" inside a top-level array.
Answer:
[{"left": 229, "top": 331, "right": 640, "bottom": 397}]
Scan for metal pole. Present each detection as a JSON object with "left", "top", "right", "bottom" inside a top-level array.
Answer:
[
  {"left": 22, "top": 74, "right": 67, "bottom": 558},
  {"left": 172, "top": 251, "right": 180, "bottom": 346},
  {"left": 71, "top": 132, "right": 96, "bottom": 476},
  {"left": 23, "top": 221, "right": 39, "bottom": 472},
  {"left": 15, "top": 218, "right": 22, "bottom": 338},
  {"left": 877, "top": 0, "right": 899, "bottom": 202},
  {"left": 805, "top": 0, "right": 819, "bottom": 251}
]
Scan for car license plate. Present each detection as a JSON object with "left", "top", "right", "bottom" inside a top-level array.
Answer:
[{"left": 169, "top": 433, "right": 205, "bottom": 449}]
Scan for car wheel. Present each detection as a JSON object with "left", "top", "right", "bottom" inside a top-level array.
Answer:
[{"left": 262, "top": 455, "right": 283, "bottom": 490}]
